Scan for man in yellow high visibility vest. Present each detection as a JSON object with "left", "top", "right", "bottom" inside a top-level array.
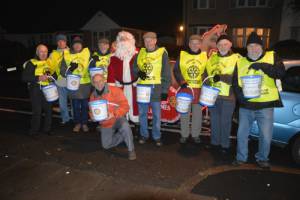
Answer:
[
  {"left": 173, "top": 34, "right": 207, "bottom": 144},
  {"left": 232, "top": 32, "right": 285, "bottom": 169},
  {"left": 22, "top": 44, "right": 56, "bottom": 136},
  {"left": 206, "top": 34, "right": 240, "bottom": 154},
  {"left": 48, "top": 34, "right": 71, "bottom": 125},
  {"left": 133, "top": 32, "right": 171, "bottom": 147}
]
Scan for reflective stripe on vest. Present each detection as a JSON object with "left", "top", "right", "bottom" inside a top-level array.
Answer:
[
  {"left": 137, "top": 47, "right": 166, "bottom": 84},
  {"left": 237, "top": 51, "right": 279, "bottom": 102},
  {"left": 179, "top": 51, "right": 207, "bottom": 88},
  {"left": 64, "top": 48, "right": 91, "bottom": 84},
  {"left": 206, "top": 52, "right": 240, "bottom": 96},
  {"left": 30, "top": 59, "right": 52, "bottom": 86}
]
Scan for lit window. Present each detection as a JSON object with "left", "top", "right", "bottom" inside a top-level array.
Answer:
[{"left": 232, "top": 27, "right": 271, "bottom": 48}]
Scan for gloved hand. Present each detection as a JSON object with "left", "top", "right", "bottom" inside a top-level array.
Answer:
[
  {"left": 92, "top": 55, "right": 100, "bottom": 62},
  {"left": 161, "top": 93, "right": 168, "bottom": 101},
  {"left": 213, "top": 74, "right": 221, "bottom": 82},
  {"left": 180, "top": 82, "right": 188, "bottom": 89},
  {"left": 44, "top": 69, "right": 51, "bottom": 76},
  {"left": 138, "top": 70, "right": 148, "bottom": 80},
  {"left": 69, "top": 62, "right": 78, "bottom": 72},
  {"left": 249, "top": 63, "right": 263, "bottom": 71}
]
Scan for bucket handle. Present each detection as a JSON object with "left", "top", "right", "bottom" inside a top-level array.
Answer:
[
  {"left": 39, "top": 75, "right": 57, "bottom": 90},
  {"left": 176, "top": 85, "right": 194, "bottom": 99},
  {"left": 201, "top": 75, "right": 214, "bottom": 85}
]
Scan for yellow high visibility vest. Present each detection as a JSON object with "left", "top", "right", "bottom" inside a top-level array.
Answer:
[
  {"left": 137, "top": 47, "right": 166, "bottom": 84},
  {"left": 237, "top": 51, "right": 279, "bottom": 102},
  {"left": 92, "top": 52, "right": 111, "bottom": 79},
  {"left": 64, "top": 48, "right": 91, "bottom": 84},
  {"left": 206, "top": 52, "right": 240, "bottom": 96},
  {"left": 179, "top": 50, "right": 207, "bottom": 88},
  {"left": 29, "top": 59, "right": 53, "bottom": 86},
  {"left": 48, "top": 49, "right": 68, "bottom": 80}
]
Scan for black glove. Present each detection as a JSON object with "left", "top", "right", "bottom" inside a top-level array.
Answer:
[
  {"left": 69, "top": 62, "right": 78, "bottom": 72},
  {"left": 213, "top": 74, "right": 221, "bottom": 82},
  {"left": 44, "top": 69, "right": 51, "bottom": 76},
  {"left": 249, "top": 63, "right": 263, "bottom": 71},
  {"left": 138, "top": 70, "right": 148, "bottom": 80},
  {"left": 180, "top": 82, "right": 188, "bottom": 89},
  {"left": 161, "top": 93, "right": 168, "bottom": 101},
  {"left": 92, "top": 55, "right": 100, "bottom": 62}
]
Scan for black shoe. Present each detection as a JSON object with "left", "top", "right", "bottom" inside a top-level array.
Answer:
[
  {"left": 192, "top": 137, "right": 201, "bottom": 144},
  {"left": 179, "top": 137, "right": 188, "bottom": 144},
  {"left": 155, "top": 139, "right": 162, "bottom": 147},
  {"left": 256, "top": 160, "right": 271, "bottom": 169},
  {"left": 232, "top": 160, "right": 246, "bottom": 166},
  {"left": 138, "top": 136, "right": 148, "bottom": 144},
  {"left": 220, "top": 147, "right": 230, "bottom": 155}
]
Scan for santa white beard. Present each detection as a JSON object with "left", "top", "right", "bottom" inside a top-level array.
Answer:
[{"left": 114, "top": 41, "right": 136, "bottom": 61}]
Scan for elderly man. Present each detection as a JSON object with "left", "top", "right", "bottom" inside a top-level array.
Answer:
[
  {"left": 48, "top": 34, "right": 71, "bottom": 125},
  {"left": 206, "top": 34, "right": 240, "bottom": 154},
  {"left": 61, "top": 36, "right": 91, "bottom": 133},
  {"left": 232, "top": 32, "right": 285, "bottom": 169},
  {"left": 133, "top": 32, "right": 171, "bottom": 147},
  {"left": 22, "top": 44, "right": 56, "bottom": 136},
  {"left": 90, "top": 74, "right": 136, "bottom": 160},
  {"left": 90, "top": 38, "right": 111, "bottom": 79},
  {"left": 173, "top": 34, "right": 207, "bottom": 144}
]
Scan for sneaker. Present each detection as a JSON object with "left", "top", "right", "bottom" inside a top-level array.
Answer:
[
  {"left": 155, "top": 139, "right": 162, "bottom": 147},
  {"left": 82, "top": 124, "right": 89, "bottom": 132},
  {"left": 256, "top": 160, "right": 271, "bottom": 169},
  {"left": 179, "top": 137, "right": 188, "bottom": 144},
  {"left": 73, "top": 124, "right": 81, "bottom": 133},
  {"left": 232, "top": 160, "right": 246, "bottom": 166},
  {"left": 139, "top": 136, "right": 148, "bottom": 144},
  {"left": 192, "top": 137, "right": 201, "bottom": 144},
  {"left": 128, "top": 150, "right": 137, "bottom": 160}
]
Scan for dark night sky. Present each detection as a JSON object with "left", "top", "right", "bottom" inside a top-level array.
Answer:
[{"left": 0, "top": 0, "right": 183, "bottom": 35}]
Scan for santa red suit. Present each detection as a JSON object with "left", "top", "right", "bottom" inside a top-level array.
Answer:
[{"left": 107, "top": 31, "right": 139, "bottom": 123}]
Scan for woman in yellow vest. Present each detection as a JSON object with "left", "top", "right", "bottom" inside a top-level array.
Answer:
[
  {"left": 133, "top": 32, "right": 171, "bottom": 147},
  {"left": 232, "top": 32, "right": 285, "bottom": 169},
  {"left": 173, "top": 34, "right": 207, "bottom": 144},
  {"left": 206, "top": 34, "right": 240, "bottom": 154},
  {"left": 60, "top": 36, "right": 91, "bottom": 133},
  {"left": 22, "top": 44, "right": 56, "bottom": 136},
  {"left": 89, "top": 38, "right": 111, "bottom": 79}
]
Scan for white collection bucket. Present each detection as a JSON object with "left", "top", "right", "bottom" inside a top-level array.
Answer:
[
  {"left": 89, "top": 100, "right": 108, "bottom": 122},
  {"left": 42, "top": 84, "right": 59, "bottom": 102},
  {"left": 89, "top": 67, "right": 104, "bottom": 79},
  {"left": 176, "top": 92, "right": 193, "bottom": 114},
  {"left": 199, "top": 85, "right": 220, "bottom": 107},
  {"left": 136, "top": 85, "right": 152, "bottom": 103},
  {"left": 241, "top": 75, "right": 262, "bottom": 98},
  {"left": 67, "top": 74, "right": 81, "bottom": 91}
]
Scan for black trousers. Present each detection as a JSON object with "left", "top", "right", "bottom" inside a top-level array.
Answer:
[{"left": 29, "top": 84, "right": 52, "bottom": 134}]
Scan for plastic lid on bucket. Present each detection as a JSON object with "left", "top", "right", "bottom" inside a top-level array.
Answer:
[
  {"left": 89, "top": 99, "right": 107, "bottom": 105},
  {"left": 241, "top": 75, "right": 262, "bottom": 79},
  {"left": 202, "top": 85, "right": 220, "bottom": 93},
  {"left": 176, "top": 92, "right": 193, "bottom": 100}
]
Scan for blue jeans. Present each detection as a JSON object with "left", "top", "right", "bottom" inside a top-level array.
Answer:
[
  {"left": 236, "top": 107, "right": 274, "bottom": 162},
  {"left": 138, "top": 102, "right": 161, "bottom": 140},
  {"left": 210, "top": 99, "right": 235, "bottom": 148},
  {"left": 57, "top": 86, "right": 71, "bottom": 123},
  {"left": 72, "top": 99, "right": 89, "bottom": 125}
]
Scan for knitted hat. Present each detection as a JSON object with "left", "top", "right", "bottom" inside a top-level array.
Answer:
[
  {"left": 56, "top": 34, "right": 67, "bottom": 42},
  {"left": 246, "top": 32, "right": 263, "bottom": 46},
  {"left": 216, "top": 34, "right": 232, "bottom": 44},
  {"left": 72, "top": 36, "right": 83, "bottom": 46}
]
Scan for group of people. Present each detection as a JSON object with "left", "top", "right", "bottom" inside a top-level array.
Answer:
[{"left": 22, "top": 30, "right": 285, "bottom": 167}]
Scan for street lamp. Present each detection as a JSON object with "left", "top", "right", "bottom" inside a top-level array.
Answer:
[{"left": 179, "top": 25, "right": 184, "bottom": 32}]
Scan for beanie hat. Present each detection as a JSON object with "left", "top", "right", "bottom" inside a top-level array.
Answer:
[
  {"left": 246, "top": 32, "right": 263, "bottom": 46},
  {"left": 56, "top": 34, "right": 67, "bottom": 42},
  {"left": 216, "top": 34, "right": 232, "bottom": 44}
]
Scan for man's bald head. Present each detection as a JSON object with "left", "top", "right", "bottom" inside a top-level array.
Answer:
[
  {"left": 36, "top": 44, "right": 48, "bottom": 61},
  {"left": 92, "top": 74, "right": 106, "bottom": 91}
]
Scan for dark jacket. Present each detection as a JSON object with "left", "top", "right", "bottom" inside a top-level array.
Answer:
[{"left": 232, "top": 51, "right": 285, "bottom": 110}]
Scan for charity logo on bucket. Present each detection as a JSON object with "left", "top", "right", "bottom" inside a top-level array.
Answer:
[
  {"left": 71, "top": 81, "right": 77, "bottom": 86},
  {"left": 94, "top": 109, "right": 101, "bottom": 115}
]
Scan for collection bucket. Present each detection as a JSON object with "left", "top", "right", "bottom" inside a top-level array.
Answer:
[
  {"left": 67, "top": 74, "right": 81, "bottom": 91},
  {"left": 89, "top": 100, "right": 108, "bottom": 121},
  {"left": 42, "top": 84, "right": 59, "bottom": 102},
  {"left": 89, "top": 67, "right": 104, "bottom": 78},
  {"left": 176, "top": 92, "right": 193, "bottom": 114},
  {"left": 136, "top": 85, "right": 151, "bottom": 103},
  {"left": 199, "top": 85, "right": 220, "bottom": 107},
  {"left": 241, "top": 75, "right": 262, "bottom": 98}
]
